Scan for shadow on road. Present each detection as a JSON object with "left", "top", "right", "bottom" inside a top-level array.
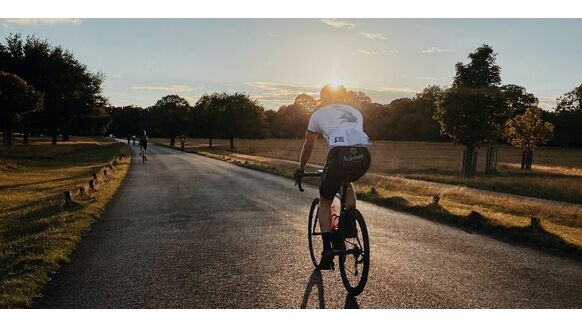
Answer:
[
  {"left": 300, "top": 270, "right": 325, "bottom": 309},
  {"left": 300, "top": 269, "right": 361, "bottom": 309},
  {"left": 344, "top": 294, "right": 360, "bottom": 309}
]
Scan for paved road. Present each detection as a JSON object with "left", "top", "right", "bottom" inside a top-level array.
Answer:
[{"left": 35, "top": 144, "right": 582, "bottom": 308}]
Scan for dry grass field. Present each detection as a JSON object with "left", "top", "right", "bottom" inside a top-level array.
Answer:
[
  {"left": 0, "top": 137, "right": 130, "bottom": 307},
  {"left": 153, "top": 137, "right": 582, "bottom": 253},
  {"left": 154, "top": 138, "right": 582, "bottom": 204}
]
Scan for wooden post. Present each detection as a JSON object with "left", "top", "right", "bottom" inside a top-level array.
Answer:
[
  {"left": 93, "top": 173, "right": 98, "bottom": 180},
  {"left": 103, "top": 169, "right": 108, "bottom": 176},
  {"left": 64, "top": 191, "right": 73, "bottom": 207},
  {"left": 79, "top": 186, "right": 86, "bottom": 196},
  {"left": 531, "top": 217, "right": 541, "bottom": 231},
  {"left": 89, "top": 180, "right": 95, "bottom": 190}
]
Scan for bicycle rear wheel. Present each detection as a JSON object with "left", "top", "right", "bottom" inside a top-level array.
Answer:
[
  {"left": 339, "top": 209, "right": 370, "bottom": 296},
  {"left": 307, "top": 197, "right": 323, "bottom": 268}
]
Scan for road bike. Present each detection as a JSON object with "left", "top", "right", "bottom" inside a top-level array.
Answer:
[{"left": 295, "top": 171, "right": 370, "bottom": 296}]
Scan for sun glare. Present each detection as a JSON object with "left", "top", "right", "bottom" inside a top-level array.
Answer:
[{"left": 327, "top": 76, "right": 345, "bottom": 88}]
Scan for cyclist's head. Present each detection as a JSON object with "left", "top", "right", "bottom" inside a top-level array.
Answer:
[
  {"left": 320, "top": 84, "right": 347, "bottom": 105},
  {"left": 143, "top": 130, "right": 147, "bottom": 136}
]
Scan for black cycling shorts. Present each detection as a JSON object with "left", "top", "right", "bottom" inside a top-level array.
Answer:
[{"left": 319, "top": 146, "right": 371, "bottom": 200}]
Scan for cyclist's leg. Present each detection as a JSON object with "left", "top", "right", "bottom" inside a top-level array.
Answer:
[{"left": 345, "top": 182, "right": 357, "bottom": 209}]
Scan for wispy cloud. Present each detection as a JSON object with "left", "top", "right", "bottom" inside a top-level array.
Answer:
[
  {"left": 402, "top": 75, "right": 440, "bottom": 82},
  {"left": 360, "top": 32, "right": 386, "bottom": 41},
  {"left": 245, "top": 81, "right": 320, "bottom": 107},
  {"left": 538, "top": 96, "right": 558, "bottom": 111},
  {"left": 128, "top": 85, "right": 201, "bottom": 92},
  {"left": 357, "top": 49, "right": 379, "bottom": 55},
  {"left": 421, "top": 47, "right": 446, "bottom": 53},
  {"left": 320, "top": 19, "right": 358, "bottom": 29},
  {"left": 1, "top": 18, "right": 82, "bottom": 26},
  {"left": 266, "top": 33, "right": 280, "bottom": 37}
]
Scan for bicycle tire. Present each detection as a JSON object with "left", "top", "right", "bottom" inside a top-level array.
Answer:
[
  {"left": 307, "top": 197, "right": 322, "bottom": 268},
  {"left": 338, "top": 209, "right": 370, "bottom": 296}
]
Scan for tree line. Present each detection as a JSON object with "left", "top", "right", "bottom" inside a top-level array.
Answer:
[
  {"left": 0, "top": 34, "right": 109, "bottom": 147},
  {"left": 1, "top": 34, "right": 581, "bottom": 176}
]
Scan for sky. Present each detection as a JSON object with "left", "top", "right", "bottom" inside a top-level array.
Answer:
[{"left": 1, "top": 18, "right": 581, "bottom": 111}]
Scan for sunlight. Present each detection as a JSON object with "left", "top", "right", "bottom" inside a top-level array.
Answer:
[{"left": 327, "top": 76, "right": 345, "bottom": 88}]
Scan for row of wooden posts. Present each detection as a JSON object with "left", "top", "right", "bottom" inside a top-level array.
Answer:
[{"left": 63, "top": 153, "right": 126, "bottom": 207}]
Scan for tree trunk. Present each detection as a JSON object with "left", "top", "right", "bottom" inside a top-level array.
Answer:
[
  {"left": 23, "top": 122, "right": 29, "bottom": 144},
  {"left": 462, "top": 146, "right": 478, "bottom": 178},
  {"left": 170, "top": 137, "right": 175, "bottom": 147},
  {"left": 485, "top": 144, "right": 498, "bottom": 175},
  {"left": 209, "top": 137, "right": 213, "bottom": 148},
  {"left": 521, "top": 149, "right": 534, "bottom": 170},
  {"left": 51, "top": 126, "right": 58, "bottom": 145},
  {"left": 229, "top": 137, "right": 234, "bottom": 150},
  {"left": 3, "top": 129, "right": 13, "bottom": 148},
  {"left": 62, "top": 134, "right": 70, "bottom": 142}
]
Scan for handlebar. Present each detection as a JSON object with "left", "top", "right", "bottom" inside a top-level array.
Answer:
[{"left": 295, "top": 171, "right": 322, "bottom": 192}]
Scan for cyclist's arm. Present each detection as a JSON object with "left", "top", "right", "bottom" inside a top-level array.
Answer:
[{"left": 299, "top": 131, "right": 317, "bottom": 170}]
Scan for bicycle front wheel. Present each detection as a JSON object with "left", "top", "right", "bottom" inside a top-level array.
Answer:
[
  {"left": 307, "top": 197, "right": 323, "bottom": 268},
  {"left": 339, "top": 209, "right": 370, "bottom": 296}
]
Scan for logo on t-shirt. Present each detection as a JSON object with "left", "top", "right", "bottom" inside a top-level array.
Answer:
[
  {"left": 334, "top": 136, "right": 345, "bottom": 143},
  {"left": 335, "top": 108, "right": 357, "bottom": 123}
]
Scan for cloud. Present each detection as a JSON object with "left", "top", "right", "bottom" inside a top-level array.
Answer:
[
  {"left": 266, "top": 33, "right": 280, "bottom": 37},
  {"left": 360, "top": 32, "right": 386, "bottom": 40},
  {"left": 320, "top": 19, "right": 358, "bottom": 29},
  {"left": 357, "top": 49, "right": 379, "bottom": 55},
  {"left": 402, "top": 75, "right": 440, "bottom": 82},
  {"left": 128, "top": 85, "right": 201, "bottom": 92},
  {"left": 245, "top": 81, "right": 320, "bottom": 106},
  {"left": 421, "top": 47, "right": 446, "bottom": 53},
  {"left": 1, "top": 18, "right": 82, "bottom": 25},
  {"left": 538, "top": 96, "right": 558, "bottom": 111}
]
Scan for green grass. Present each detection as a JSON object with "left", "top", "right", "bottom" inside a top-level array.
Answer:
[{"left": 0, "top": 138, "right": 130, "bottom": 308}]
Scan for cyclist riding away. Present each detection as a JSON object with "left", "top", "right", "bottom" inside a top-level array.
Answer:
[
  {"left": 294, "top": 84, "right": 371, "bottom": 270},
  {"left": 139, "top": 130, "right": 149, "bottom": 161}
]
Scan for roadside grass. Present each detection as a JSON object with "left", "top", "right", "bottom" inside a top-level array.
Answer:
[
  {"left": 153, "top": 138, "right": 582, "bottom": 205},
  {"left": 0, "top": 138, "right": 130, "bottom": 308},
  {"left": 153, "top": 138, "right": 582, "bottom": 256}
]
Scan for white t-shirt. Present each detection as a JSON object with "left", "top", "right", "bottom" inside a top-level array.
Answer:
[{"left": 307, "top": 104, "right": 371, "bottom": 149}]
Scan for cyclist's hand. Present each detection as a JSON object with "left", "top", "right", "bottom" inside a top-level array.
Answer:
[{"left": 293, "top": 168, "right": 304, "bottom": 184}]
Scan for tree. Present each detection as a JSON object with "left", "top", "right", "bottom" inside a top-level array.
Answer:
[
  {"left": 505, "top": 107, "right": 554, "bottom": 170},
  {"left": 219, "top": 93, "right": 267, "bottom": 149},
  {"left": 553, "top": 83, "right": 582, "bottom": 147},
  {"left": 150, "top": 94, "right": 191, "bottom": 147},
  {"left": 294, "top": 93, "right": 318, "bottom": 112},
  {"left": 556, "top": 83, "right": 582, "bottom": 112},
  {"left": 0, "top": 34, "right": 107, "bottom": 144},
  {"left": 434, "top": 44, "right": 509, "bottom": 177},
  {"left": 0, "top": 71, "right": 43, "bottom": 147},
  {"left": 501, "top": 84, "right": 538, "bottom": 117}
]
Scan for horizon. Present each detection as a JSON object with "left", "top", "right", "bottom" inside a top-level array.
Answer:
[{"left": 1, "top": 18, "right": 581, "bottom": 111}]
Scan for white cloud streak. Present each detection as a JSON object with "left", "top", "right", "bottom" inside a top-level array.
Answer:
[
  {"left": 320, "top": 18, "right": 358, "bottom": 29},
  {"left": 357, "top": 49, "right": 378, "bottom": 55},
  {"left": 1, "top": 18, "right": 82, "bottom": 25},
  {"left": 360, "top": 32, "right": 386, "bottom": 40},
  {"left": 128, "top": 85, "right": 201, "bottom": 92},
  {"left": 421, "top": 47, "right": 446, "bottom": 53}
]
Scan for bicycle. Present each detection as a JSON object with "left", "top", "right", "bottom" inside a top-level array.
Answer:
[{"left": 295, "top": 170, "right": 370, "bottom": 296}]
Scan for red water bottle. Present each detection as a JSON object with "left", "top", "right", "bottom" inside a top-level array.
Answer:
[{"left": 331, "top": 204, "right": 339, "bottom": 230}]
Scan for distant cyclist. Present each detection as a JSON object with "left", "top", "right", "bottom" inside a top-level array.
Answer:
[
  {"left": 139, "top": 130, "right": 149, "bottom": 161},
  {"left": 294, "top": 84, "right": 371, "bottom": 270}
]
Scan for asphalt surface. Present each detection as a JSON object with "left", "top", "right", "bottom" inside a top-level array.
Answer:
[{"left": 35, "top": 143, "right": 582, "bottom": 308}]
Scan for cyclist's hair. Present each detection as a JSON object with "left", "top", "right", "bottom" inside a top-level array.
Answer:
[
  {"left": 143, "top": 130, "right": 147, "bottom": 136},
  {"left": 320, "top": 84, "right": 347, "bottom": 105}
]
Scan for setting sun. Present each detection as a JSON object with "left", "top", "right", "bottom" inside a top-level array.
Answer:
[{"left": 327, "top": 76, "right": 345, "bottom": 88}]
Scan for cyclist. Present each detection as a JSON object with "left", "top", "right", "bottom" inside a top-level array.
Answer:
[
  {"left": 294, "top": 84, "right": 371, "bottom": 270},
  {"left": 139, "top": 130, "right": 149, "bottom": 161}
]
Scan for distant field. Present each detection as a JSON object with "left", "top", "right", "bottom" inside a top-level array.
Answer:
[
  {"left": 152, "top": 138, "right": 582, "bottom": 204},
  {"left": 0, "top": 137, "right": 129, "bottom": 308}
]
